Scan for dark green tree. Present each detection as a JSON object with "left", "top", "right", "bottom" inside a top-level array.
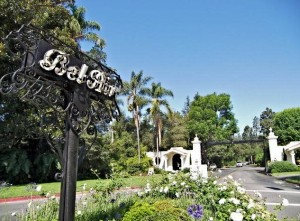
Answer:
[
  {"left": 274, "top": 107, "right": 300, "bottom": 145},
  {"left": 187, "top": 93, "right": 238, "bottom": 164},
  {"left": 187, "top": 92, "right": 238, "bottom": 142},
  {"left": 163, "top": 111, "right": 189, "bottom": 149},
  {"left": 260, "top": 107, "right": 275, "bottom": 136},
  {"left": 252, "top": 116, "right": 261, "bottom": 137}
]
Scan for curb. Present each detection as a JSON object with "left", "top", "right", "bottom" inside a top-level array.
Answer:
[
  {"left": 0, "top": 195, "right": 47, "bottom": 203},
  {"left": 0, "top": 187, "right": 142, "bottom": 204}
]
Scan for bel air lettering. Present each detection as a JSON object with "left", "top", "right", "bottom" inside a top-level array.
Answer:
[{"left": 39, "top": 49, "right": 120, "bottom": 97}]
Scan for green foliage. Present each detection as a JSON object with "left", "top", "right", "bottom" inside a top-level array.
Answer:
[
  {"left": 187, "top": 92, "right": 238, "bottom": 142},
  {"left": 143, "top": 82, "right": 174, "bottom": 149},
  {"left": 22, "top": 196, "right": 59, "bottom": 221},
  {"left": 274, "top": 107, "right": 300, "bottom": 145},
  {"left": 122, "top": 201, "right": 156, "bottom": 221},
  {"left": 260, "top": 107, "right": 275, "bottom": 136},
  {"left": 123, "top": 200, "right": 191, "bottom": 221},
  {"left": 162, "top": 111, "right": 189, "bottom": 149},
  {"left": 0, "top": 149, "right": 31, "bottom": 183},
  {"left": 269, "top": 161, "right": 299, "bottom": 173},
  {"left": 33, "top": 152, "right": 59, "bottom": 182},
  {"left": 20, "top": 172, "right": 282, "bottom": 221},
  {"left": 0, "top": 0, "right": 108, "bottom": 184},
  {"left": 125, "top": 156, "right": 152, "bottom": 175}
]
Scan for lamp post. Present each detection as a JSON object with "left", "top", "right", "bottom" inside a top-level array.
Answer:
[{"left": 1, "top": 25, "right": 122, "bottom": 221}]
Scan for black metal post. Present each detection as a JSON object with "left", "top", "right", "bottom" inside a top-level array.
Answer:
[{"left": 59, "top": 112, "right": 79, "bottom": 221}]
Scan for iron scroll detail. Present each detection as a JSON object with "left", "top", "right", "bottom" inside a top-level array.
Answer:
[{"left": 1, "top": 24, "right": 122, "bottom": 136}]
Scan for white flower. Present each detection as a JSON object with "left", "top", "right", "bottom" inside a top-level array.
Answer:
[
  {"left": 36, "top": 185, "right": 42, "bottom": 192},
  {"left": 234, "top": 181, "right": 240, "bottom": 186},
  {"left": 46, "top": 192, "right": 51, "bottom": 198},
  {"left": 218, "top": 169, "right": 222, "bottom": 173},
  {"left": 247, "top": 201, "right": 255, "bottom": 209},
  {"left": 11, "top": 212, "right": 16, "bottom": 216},
  {"left": 219, "top": 185, "right": 227, "bottom": 191},
  {"left": 255, "top": 191, "right": 262, "bottom": 198},
  {"left": 251, "top": 214, "right": 256, "bottom": 220},
  {"left": 209, "top": 217, "right": 214, "bottom": 221},
  {"left": 219, "top": 198, "right": 226, "bottom": 204},
  {"left": 159, "top": 187, "right": 163, "bottom": 192},
  {"left": 229, "top": 197, "right": 240, "bottom": 205},
  {"left": 145, "top": 187, "right": 151, "bottom": 193},
  {"left": 172, "top": 181, "right": 177, "bottom": 185},
  {"left": 282, "top": 198, "right": 289, "bottom": 206},
  {"left": 213, "top": 180, "right": 217, "bottom": 185},
  {"left": 237, "top": 186, "right": 246, "bottom": 194},
  {"left": 181, "top": 182, "right": 186, "bottom": 186},
  {"left": 230, "top": 212, "right": 243, "bottom": 221},
  {"left": 236, "top": 208, "right": 243, "bottom": 213},
  {"left": 175, "top": 192, "right": 180, "bottom": 198},
  {"left": 28, "top": 201, "right": 32, "bottom": 208},
  {"left": 77, "top": 210, "right": 82, "bottom": 215},
  {"left": 163, "top": 186, "right": 169, "bottom": 193},
  {"left": 82, "top": 183, "right": 87, "bottom": 191}
]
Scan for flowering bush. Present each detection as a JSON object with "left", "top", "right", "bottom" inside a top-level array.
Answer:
[{"left": 21, "top": 171, "right": 283, "bottom": 221}]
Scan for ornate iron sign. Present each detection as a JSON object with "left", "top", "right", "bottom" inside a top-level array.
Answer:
[{"left": 0, "top": 25, "right": 122, "bottom": 221}]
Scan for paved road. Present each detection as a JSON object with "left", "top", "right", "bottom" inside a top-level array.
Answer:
[{"left": 216, "top": 166, "right": 300, "bottom": 220}]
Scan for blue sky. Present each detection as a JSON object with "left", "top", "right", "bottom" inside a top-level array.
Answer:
[{"left": 77, "top": 0, "right": 300, "bottom": 132}]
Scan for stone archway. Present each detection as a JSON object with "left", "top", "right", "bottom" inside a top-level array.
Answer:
[{"left": 172, "top": 154, "right": 181, "bottom": 170}]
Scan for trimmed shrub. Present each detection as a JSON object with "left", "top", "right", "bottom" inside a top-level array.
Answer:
[
  {"left": 122, "top": 202, "right": 155, "bottom": 221},
  {"left": 268, "top": 161, "right": 299, "bottom": 173},
  {"left": 122, "top": 200, "right": 192, "bottom": 221}
]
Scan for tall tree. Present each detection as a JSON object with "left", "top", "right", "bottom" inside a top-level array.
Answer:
[
  {"left": 163, "top": 111, "right": 189, "bottom": 148},
  {"left": 260, "top": 107, "right": 275, "bottom": 136},
  {"left": 67, "top": 4, "right": 107, "bottom": 62},
  {"left": 187, "top": 92, "right": 238, "bottom": 143},
  {"left": 252, "top": 116, "right": 261, "bottom": 137},
  {"left": 242, "top": 125, "right": 253, "bottom": 139},
  {"left": 122, "top": 71, "right": 152, "bottom": 163},
  {"left": 187, "top": 93, "right": 238, "bottom": 164},
  {"left": 274, "top": 107, "right": 300, "bottom": 145},
  {"left": 182, "top": 96, "right": 190, "bottom": 116},
  {"left": 143, "top": 82, "right": 173, "bottom": 153}
]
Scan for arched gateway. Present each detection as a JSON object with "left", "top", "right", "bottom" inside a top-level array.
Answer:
[
  {"left": 268, "top": 128, "right": 300, "bottom": 164},
  {"left": 146, "top": 129, "right": 299, "bottom": 178},
  {"left": 146, "top": 135, "right": 208, "bottom": 178}
]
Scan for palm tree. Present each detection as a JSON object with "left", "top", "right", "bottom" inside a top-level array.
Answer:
[
  {"left": 67, "top": 4, "right": 106, "bottom": 62},
  {"left": 122, "top": 71, "right": 152, "bottom": 163},
  {"left": 143, "top": 82, "right": 173, "bottom": 154}
]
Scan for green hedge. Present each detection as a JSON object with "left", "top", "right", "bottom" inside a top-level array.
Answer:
[{"left": 269, "top": 161, "right": 299, "bottom": 173}]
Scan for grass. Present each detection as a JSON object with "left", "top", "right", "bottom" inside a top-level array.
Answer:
[
  {"left": 271, "top": 171, "right": 300, "bottom": 177},
  {"left": 286, "top": 177, "right": 300, "bottom": 185},
  {"left": 271, "top": 171, "right": 300, "bottom": 185},
  {"left": 0, "top": 174, "right": 163, "bottom": 199}
]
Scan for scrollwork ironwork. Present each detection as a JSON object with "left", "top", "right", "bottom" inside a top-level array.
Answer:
[{"left": 1, "top": 24, "right": 122, "bottom": 161}]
